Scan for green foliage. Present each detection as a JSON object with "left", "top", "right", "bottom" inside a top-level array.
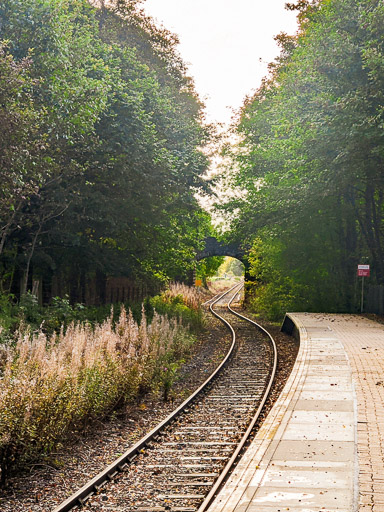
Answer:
[
  {"left": 159, "top": 362, "right": 182, "bottom": 402},
  {"left": 149, "top": 283, "right": 205, "bottom": 331},
  {"left": 215, "top": 257, "right": 244, "bottom": 278},
  {"left": 0, "top": 294, "right": 18, "bottom": 343},
  {"left": 18, "top": 292, "right": 41, "bottom": 324},
  {"left": 246, "top": 238, "right": 307, "bottom": 321},
  {"left": 0, "top": 290, "right": 155, "bottom": 345},
  {"left": 196, "top": 256, "right": 225, "bottom": 286},
  {"left": 0, "top": 0, "right": 213, "bottom": 299},
  {"left": 225, "top": 0, "right": 384, "bottom": 316},
  {"left": 150, "top": 295, "right": 201, "bottom": 329}
]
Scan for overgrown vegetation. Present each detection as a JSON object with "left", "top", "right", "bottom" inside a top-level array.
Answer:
[
  {"left": 150, "top": 282, "right": 208, "bottom": 331},
  {"left": 0, "top": 0, "right": 215, "bottom": 300},
  {"left": 0, "top": 291, "right": 150, "bottom": 340},
  {"left": 222, "top": 0, "right": 384, "bottom": 319},
  {"left": 0, "top": 283, "right": 203, "bottom": 482},
  {"left": 0, "top": 282, "right": 206, "bottom": 343},
  {"left": 196, "top": 256, "right": 225, "bottom": 287}
]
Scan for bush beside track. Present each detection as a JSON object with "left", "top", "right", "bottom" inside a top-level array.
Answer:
[{"left": 0, "top": 284, "right": 204, "bottom": 483}]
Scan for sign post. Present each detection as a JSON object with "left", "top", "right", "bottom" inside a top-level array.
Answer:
[{"left": 357, "top": 264, "right": 370, "bottom": 313}]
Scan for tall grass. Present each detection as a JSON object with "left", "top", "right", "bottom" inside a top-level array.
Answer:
[
  {"left": 0, "top": 307, "right": 195, "bottom": 482},
  {"left": 163, "top": 282, "right": 202, "bottom": 310},
  {"left": 150, "top": 282, "right": 208, "bottom": 330}
]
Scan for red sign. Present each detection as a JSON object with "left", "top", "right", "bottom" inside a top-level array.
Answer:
[{"left": 357, "top": 264, "right": 370, "bottom": 277}]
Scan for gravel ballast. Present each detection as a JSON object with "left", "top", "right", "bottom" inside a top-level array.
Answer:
[{"left": 0, "top": 307, "right": 298, "bottom": 512}]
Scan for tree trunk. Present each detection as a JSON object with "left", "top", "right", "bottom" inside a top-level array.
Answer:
[{"left": 22, "top": 224, "right": 42, "bottom": 295}]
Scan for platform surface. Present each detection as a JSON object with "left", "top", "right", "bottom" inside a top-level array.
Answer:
[{"left": 209, "top": 313, "right": 384, "bottom": 512}]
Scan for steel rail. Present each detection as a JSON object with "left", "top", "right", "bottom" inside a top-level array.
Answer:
[
  {"left": 52, "top": 283, "right": 243, "bottom": 512},
  {"left": 196, "top": 284, "right": 278, "bottom": 512}
]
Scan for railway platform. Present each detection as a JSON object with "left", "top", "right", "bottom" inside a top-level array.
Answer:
[{"left": 209, "top": 313, "right": 384, "bottom": 512}]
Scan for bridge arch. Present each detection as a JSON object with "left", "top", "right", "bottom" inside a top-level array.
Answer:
[{"left": 196, "top": 237, "right": 246, "bottom": 263}]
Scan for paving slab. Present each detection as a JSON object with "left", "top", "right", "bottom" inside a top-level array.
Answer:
[
  {"left": 319, "top": 314, "right": 384, "bottom": 511},
  {"left": 208, "top": 313, "right": 358, "bottom": 512}
]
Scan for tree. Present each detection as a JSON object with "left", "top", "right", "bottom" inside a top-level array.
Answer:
[
  {"left": 225, "top": 0, "right": 384, "bottom": 316},
  {"left": 0, "top": 0, "right": 212, "bottom": 301},
  {"left": 0, "top": 44, "right": 42, "bottom": 257}
]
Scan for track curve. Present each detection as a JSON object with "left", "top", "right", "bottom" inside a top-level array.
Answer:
[{"left": 53, "top": 284, "right": 278, "bottom": 512}]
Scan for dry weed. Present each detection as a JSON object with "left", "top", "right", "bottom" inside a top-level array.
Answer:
[{"left": 0, "top": 307, "right": 194, "bottom": 482}]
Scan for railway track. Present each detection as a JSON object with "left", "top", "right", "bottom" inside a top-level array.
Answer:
[{"left": 53, "top": 283, "right": 277, "bottom": 512}]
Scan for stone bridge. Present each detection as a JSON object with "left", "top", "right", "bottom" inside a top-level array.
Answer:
[{"left": 196, "top": 237, "right": 246, "bottom": 263}]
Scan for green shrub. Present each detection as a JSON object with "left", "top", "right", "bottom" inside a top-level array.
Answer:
[
  {"left": 149, "top": 283, "right": 205, "bottom": 331},
  {"left": 19, "top": 292, "right": 42, "bottom": 325},
  {"left": 0, "top": 294, "right": 18, "bottom": 345}
]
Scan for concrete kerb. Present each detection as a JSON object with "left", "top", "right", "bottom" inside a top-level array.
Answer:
[{"left": 209, "top": 312, "right": 358, "bottom": 512}]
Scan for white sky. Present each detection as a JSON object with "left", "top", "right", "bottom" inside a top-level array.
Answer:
[{"left": 143, "top": 0, "right": 299, "bottom": 124}]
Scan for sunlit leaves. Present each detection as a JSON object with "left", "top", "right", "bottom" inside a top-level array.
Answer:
[
  {"left": 228, "top": 0, "right": 384, "bottom": 314},
  {"left": 0, "top": 0, "right": 211, "bottom": 293}
]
